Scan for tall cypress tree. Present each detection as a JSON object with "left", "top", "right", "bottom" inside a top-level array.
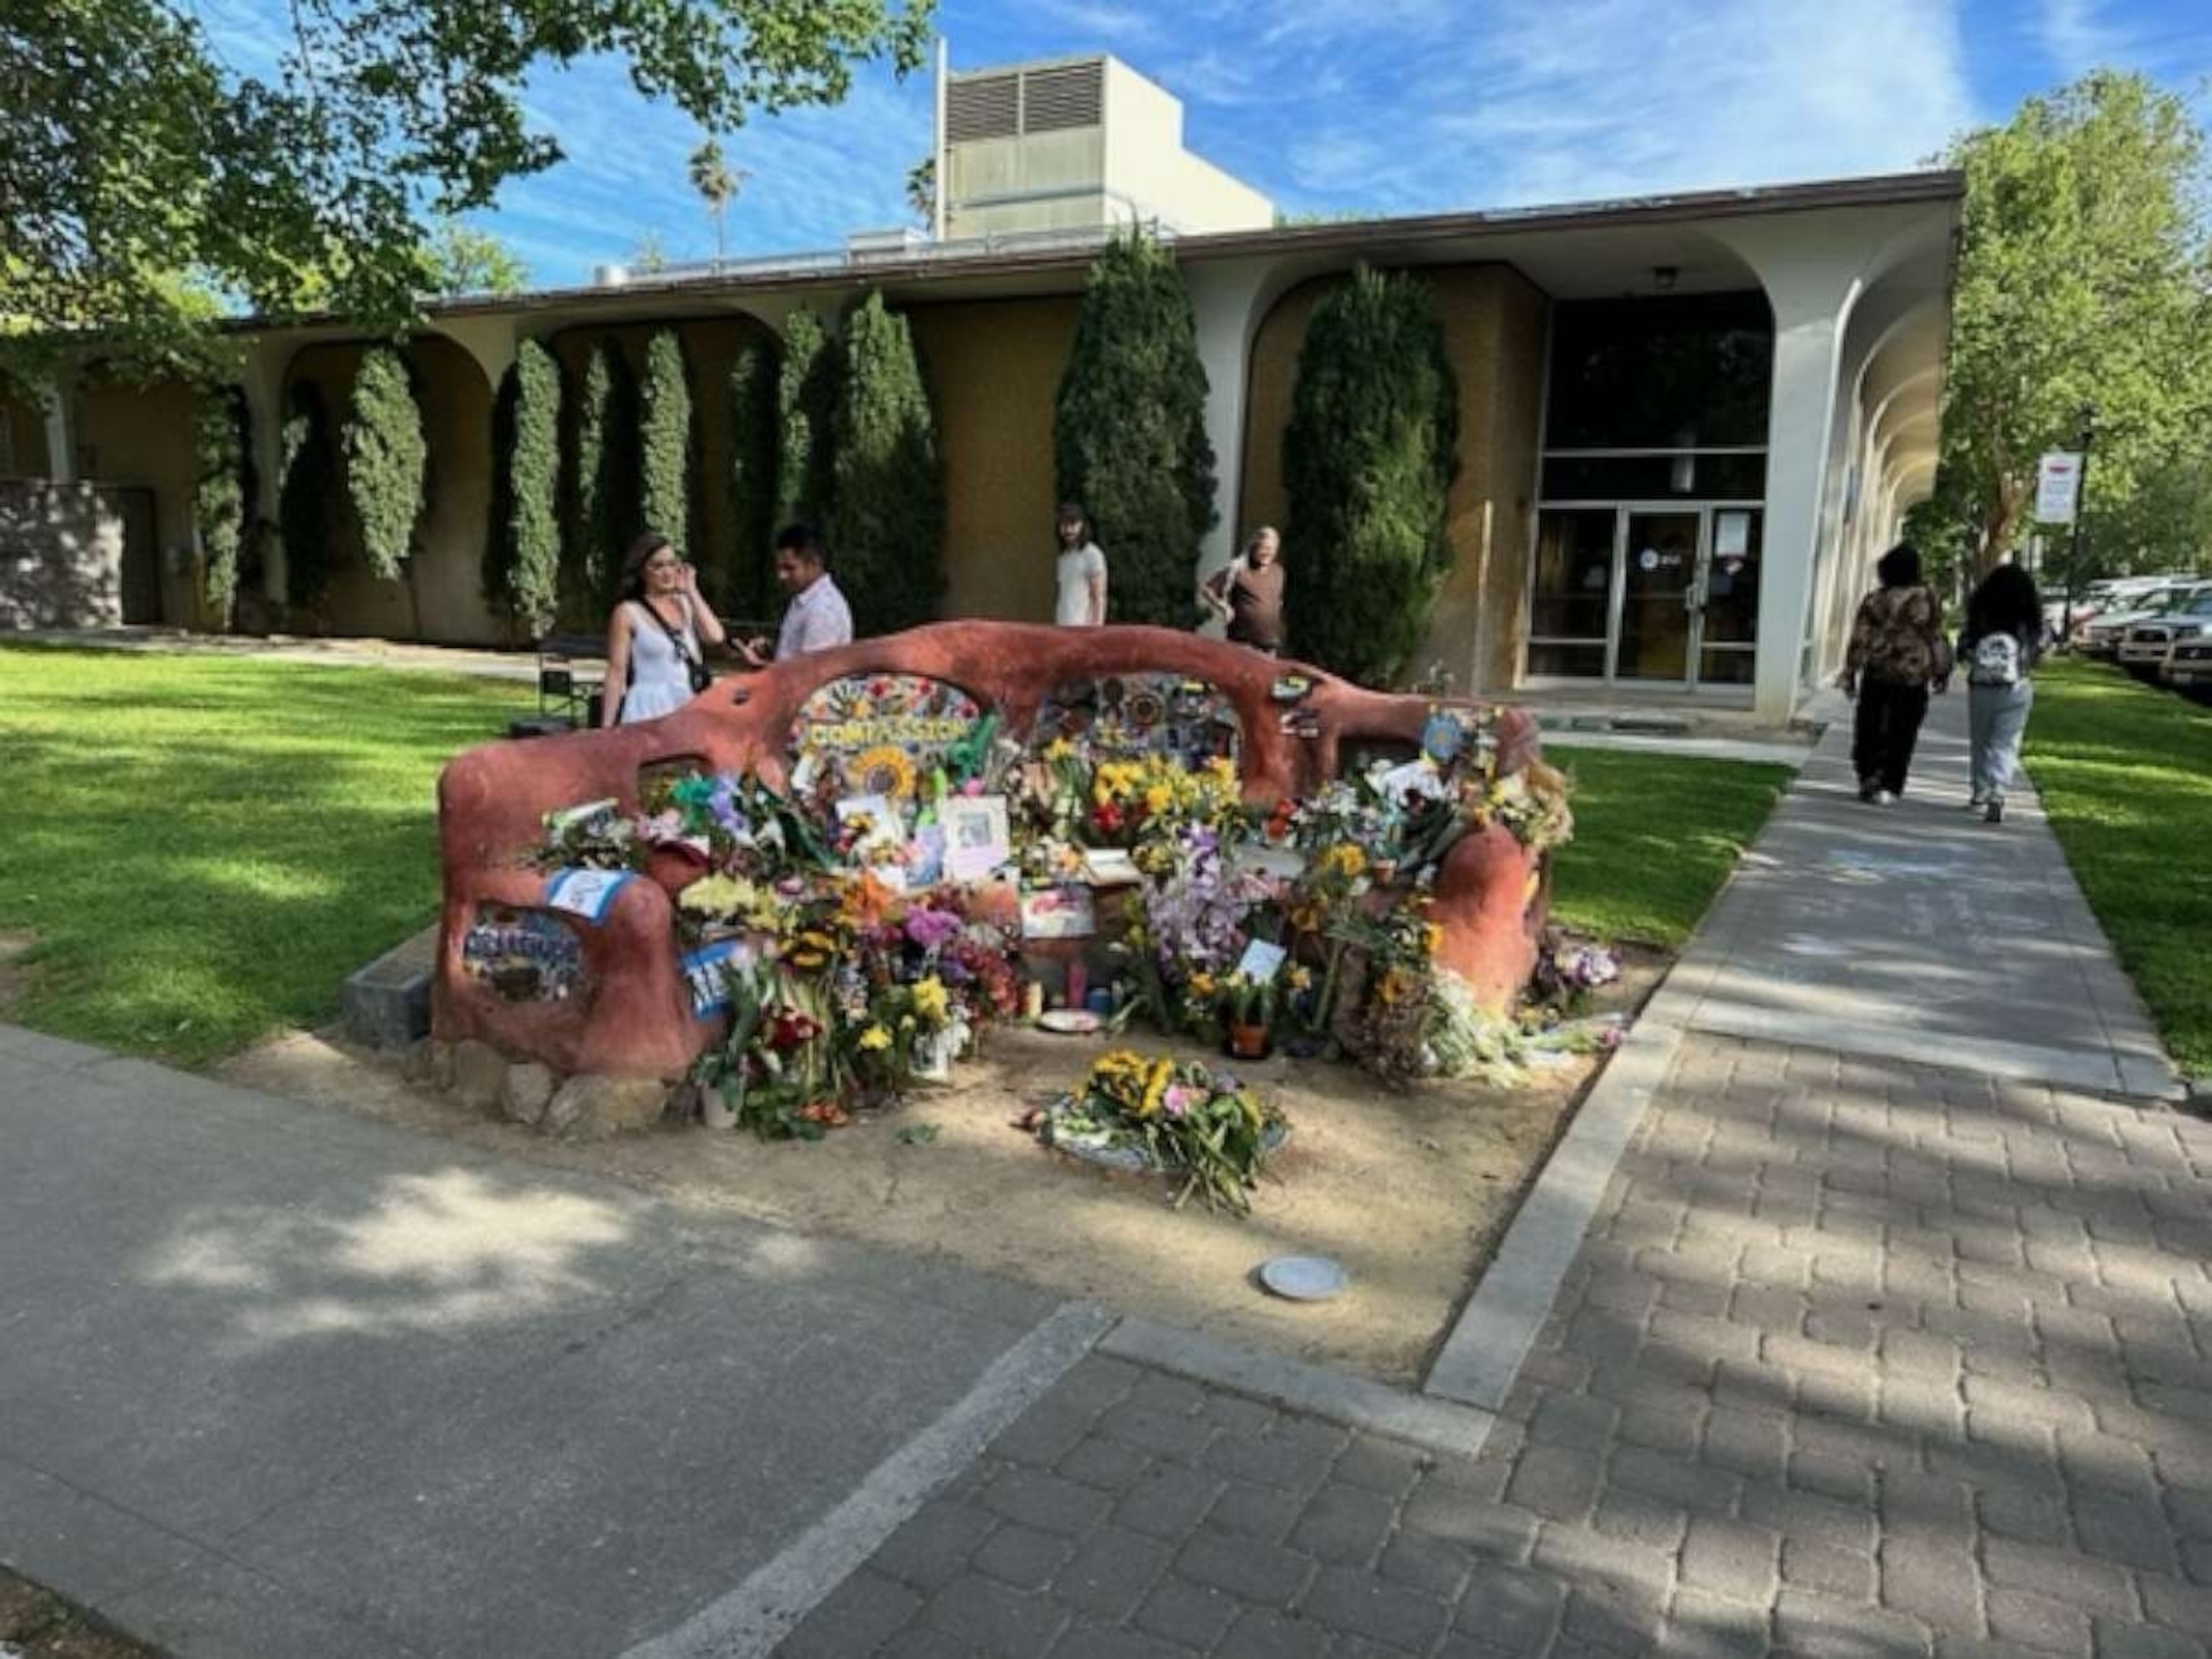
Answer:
[
  {"left": 345, "top": 347, "right": 426, "bottom": 584},
  {"left": 830, "top": 292, "right": 943, "bottom": 637},
  {"left": 775, "top": 309, "right": 841, "bottom": 529},
  {"left": 726, "top": 333, "right": 780, "bottom": 616},
  {"left": 569, "top": 337, "right": 638, "bottom": 621},
  {"left": 489, "top": 338, "right": 562, "bottom": 638},
  {"left": 1053, "top": 232, "right": 1218, "bottom": 626},
  {"left": 345, "top": 345, "right": 429, "bottom": 637},
  {"left": 279, "top": 379, "right": 337, "bottom": 620},
  {"left": 192, "top": 382, "right": 253, "bottom": 629},
  {"left": 638, "top": 328, "right": 694, "bottom": 557},
  {"left": 1282, "top": 266, "right": 1460, "bottom": 687}
]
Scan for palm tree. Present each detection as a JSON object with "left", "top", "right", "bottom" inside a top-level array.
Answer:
[{"left": 688, "top": 138, "right": 747, "bottom": 268}]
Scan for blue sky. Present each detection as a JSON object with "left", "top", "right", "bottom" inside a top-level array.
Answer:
[{"left": 190, "top": 0, "right": 2211, "bottom": 289}]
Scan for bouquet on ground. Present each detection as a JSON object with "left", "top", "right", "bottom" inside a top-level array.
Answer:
[
  {"left": 690, "top": 959, "right": 850, "bottom": 1140},
  {"left": 1032, "top": 1050, "right": 1287, "bottom": 1215}
]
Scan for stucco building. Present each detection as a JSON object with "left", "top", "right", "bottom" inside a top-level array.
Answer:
[{"left": 0, "top": 54, "right": 1957, "bottom": 725}]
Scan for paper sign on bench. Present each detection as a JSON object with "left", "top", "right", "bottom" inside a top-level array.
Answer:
[
  {"left": 680, "top": 938, "right": 752, "bottom": 1019},
  {"left": 544, "top": 867, "right": 635, "bottom": 925}
]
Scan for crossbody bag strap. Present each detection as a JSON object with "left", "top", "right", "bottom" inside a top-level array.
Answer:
[{"left": 642, "top": 596, "right": 700, "bottom": 667}]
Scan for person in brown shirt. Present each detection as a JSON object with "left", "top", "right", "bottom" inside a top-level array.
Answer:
[
  {"left": 1201, "top": 526, "right": 1287, "bottom": 654},
  {"left": 1840, "top": 541, "right": 1951, "bottom": 804}
]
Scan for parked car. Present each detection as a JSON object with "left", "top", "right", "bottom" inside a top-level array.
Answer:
[
  {"left": 2119, "top": 584, "right": 2212, "bottom": 680},
  {"left": 2079, "top": 580, "right": 2202, "bottom": 658},
  {"left": 2163, "top": 632, "right": 2212, "bottom": 702}
]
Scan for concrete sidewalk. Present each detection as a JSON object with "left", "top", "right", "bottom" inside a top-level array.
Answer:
[
  {"left": 0, "top": 1028, "right": 1092, "bottom": 1658},
  {"left": 778, "top": 693, "right": 2210, "bottom": 1657},
  {"left": 1659, "top": 691, "right": 2182, "bottom": 1102}
]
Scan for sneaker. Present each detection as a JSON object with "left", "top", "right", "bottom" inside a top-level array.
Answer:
[
  {"left": 1966, "top": 793, "right": 1988, "bottom": 810},
  {"left": 1984, "top": 796, "right": 2005, "bottom": 824},
  {"left": 1875, "top": 789, "right": 1897, "bottom": 806},
  {"left": 1858, "top": 781, "right": 1881, "bottom": 804}
]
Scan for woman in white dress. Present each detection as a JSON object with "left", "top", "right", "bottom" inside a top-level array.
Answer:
[{"left": 601, "top": 533, "right": 729, "bottom": 726}]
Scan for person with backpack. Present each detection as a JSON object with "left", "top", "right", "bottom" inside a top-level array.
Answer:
[
  {"left": 1957, "top": 561, "right": 2044, "bottom": 824},
  {"left": 1839, "top": 542, "right": 1951, "bottom": 804}
]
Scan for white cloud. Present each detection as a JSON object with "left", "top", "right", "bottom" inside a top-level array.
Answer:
[
  {"left": 2035, "top": 0, "right": 2123, "bottom": 76},
  {"left": 1248, "top": 0, "right": 1977, "bottom": 214},
  {"left": 1028, "top": 0, "right": 1166, "bottom": 50}
]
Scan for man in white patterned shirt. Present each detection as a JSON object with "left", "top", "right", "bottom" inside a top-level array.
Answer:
[{"left": 739, "top": 523, "right": 853, "bottom": 667}]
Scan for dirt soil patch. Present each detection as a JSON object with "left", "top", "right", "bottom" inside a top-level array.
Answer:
[
  {"left": 0, "top": 1571, "right": 152, "bottom": 1659},
  {"left": 223, "top": 950, "right": 1663, "bottom": 1388}
]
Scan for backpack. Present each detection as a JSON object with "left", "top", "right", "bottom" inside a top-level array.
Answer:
[{"left": 1969, "top": 631, "right": 2022, "bottom": 688}]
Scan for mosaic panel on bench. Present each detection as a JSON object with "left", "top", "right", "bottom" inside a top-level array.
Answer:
[
  {"left": 787, "top": 674, "right": 986, "bottom": 802},
  {"left": 1035, "top": 673, "right": 1241, "bottom": 767},
  {"left": 462, "top": 904, "right": 585, "bottom": 1003}
]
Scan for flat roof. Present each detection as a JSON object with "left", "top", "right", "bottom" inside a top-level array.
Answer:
[{"left": 230, "top": 168, "right": 1963, "bottom": 334}]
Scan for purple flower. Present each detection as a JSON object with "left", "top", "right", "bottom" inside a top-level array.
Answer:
[{"left": 904, "top": 907, "right": 963, "bottom": 951}]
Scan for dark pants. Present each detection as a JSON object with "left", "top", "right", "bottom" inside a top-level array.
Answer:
[{"left": 1853, "top": 677, "right": 1930, "bottom": 795}]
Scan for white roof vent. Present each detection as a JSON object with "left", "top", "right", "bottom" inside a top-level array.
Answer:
[{"left": 592, "top": 264, "right": 630, "bottom": 288}]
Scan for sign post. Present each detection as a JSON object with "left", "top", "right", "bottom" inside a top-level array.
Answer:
[
  {"left": 2057, "top": 407, "right": 2098, "bottom": 640},
  {"left": 2035, "top": 452, "right": 2082, "bottom": 525}
]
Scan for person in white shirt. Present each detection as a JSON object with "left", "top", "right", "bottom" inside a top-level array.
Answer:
[
  {"left": 737, "top": 523, "right": 853, "bottom": 667},
  {"left": 1053, "top": 502, "right": 1107, "bottom": 627}
]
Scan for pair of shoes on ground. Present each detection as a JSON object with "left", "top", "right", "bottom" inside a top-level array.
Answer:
[
  {"left": 1969, "top": 793, "right": 2005, "bottom": 822},
  {"left": 1858, "top": 781, "right": 1898, "bottom": 806}
]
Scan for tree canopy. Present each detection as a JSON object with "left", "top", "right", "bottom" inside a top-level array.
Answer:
[
  {"left": 419, "top": 220, "right": 531, "bottom": 298},
  {"left": 688, "top": 140, "right": 747, "bottom": 266},
  {"left": 831, "top": 293, "right": 943, "bottom": 636},
  {"left": 1053, "top": 233, "right": 1218, "bottom": 627},
  {"left": 1282, "top": 266, "right": 1460, "bottom": 686},
  {"left": 490, "top": 339, "right": 564, "bottom": 637},
  {"left": 1937, "top": 71, "right": 2212, "bottom": 576},
  {"left": 1, "top": 0, "right": 934, "bottom": 376}
]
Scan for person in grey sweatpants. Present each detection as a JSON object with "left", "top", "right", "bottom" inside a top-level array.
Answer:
[{"left": 1957, "top": 562, "right": 2044, "bottom": 825}]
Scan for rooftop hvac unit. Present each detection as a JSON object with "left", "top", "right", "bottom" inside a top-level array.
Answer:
[
  {"left": 945, "top": 59, "right": 1104, "bottom": 142},
  {"left": 848, "top": 227, "right": 930, "bottom": 261}
]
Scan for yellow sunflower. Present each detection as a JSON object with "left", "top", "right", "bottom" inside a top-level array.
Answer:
[{"left": 851, "top": 745, "right": 919, "bottom": 801}]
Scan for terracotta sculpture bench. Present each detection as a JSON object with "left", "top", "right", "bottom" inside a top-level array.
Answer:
[{"left": 434, "top": 621, "right": 1552, "bottom": 1079}]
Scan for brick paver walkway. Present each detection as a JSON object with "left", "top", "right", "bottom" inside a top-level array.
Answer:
[{"left": 783, "top": 1035, "right": 2211, "bottom": 1657}]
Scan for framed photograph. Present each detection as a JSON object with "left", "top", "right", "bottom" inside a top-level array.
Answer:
[
  {"left": 1020, "top": 884, "right": 1097, "bottom": 940},
  {"left": 941, "top": 794, "right": 1012, "bottom": 881}
]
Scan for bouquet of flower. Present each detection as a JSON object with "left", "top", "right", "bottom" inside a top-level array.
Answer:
[
  {"left": 649, "top": 771, "right": 835, "bottom": 876},
  {"left": 1089, "top": 755, "right": 1244, "bottom": 850},
  {"left": 1220, "top": 973, "right": 1274, "bottom": 1039},
  {"left": 535, "top": 800, "right": 639, "bottom": 871},
  {"left": 1327, "top": 901, "right": 1446, "bottom": 1079},
  {"left": 675, "top": 872, "right": 799, "bottom": 943},
  {"left": 1533, "top": 932, "right": 1621, "bottom": 1013},
  {"left": 1035, "top": 1050, "right": 1286, "bottom": 1215},
  {"left": 690, "top": 959, "right": 851, "bottom": 1139}
]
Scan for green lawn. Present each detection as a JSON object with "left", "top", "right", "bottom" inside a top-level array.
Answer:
[
  {"left": 0, "top": 645, "right": 522, "bottom": 1066},
  {"left": 0, "top": 647, "right": 1789, "bottom": 1066},
  {"left": 1547, "top": 747, "right": 1793, "bottom": 950},
  {"left": 2026, "top": 660, "right": 2212, "bottom": 1080}
]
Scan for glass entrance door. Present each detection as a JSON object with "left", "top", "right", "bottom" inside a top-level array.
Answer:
[
  {"left": 1527, "top": 505, "right": 1763, "bottom": 689},
  {"left": 1617, "top": 511, "right": 1700, "bottom": 682}
]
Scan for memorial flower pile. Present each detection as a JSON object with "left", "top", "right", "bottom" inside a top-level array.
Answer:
[
  {"left": 514, "top": 673, "right": 1578, "bottom": 1132},
  {"left": 1033, "top": 1050, "right": 1285, "bottom": 1215}
]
